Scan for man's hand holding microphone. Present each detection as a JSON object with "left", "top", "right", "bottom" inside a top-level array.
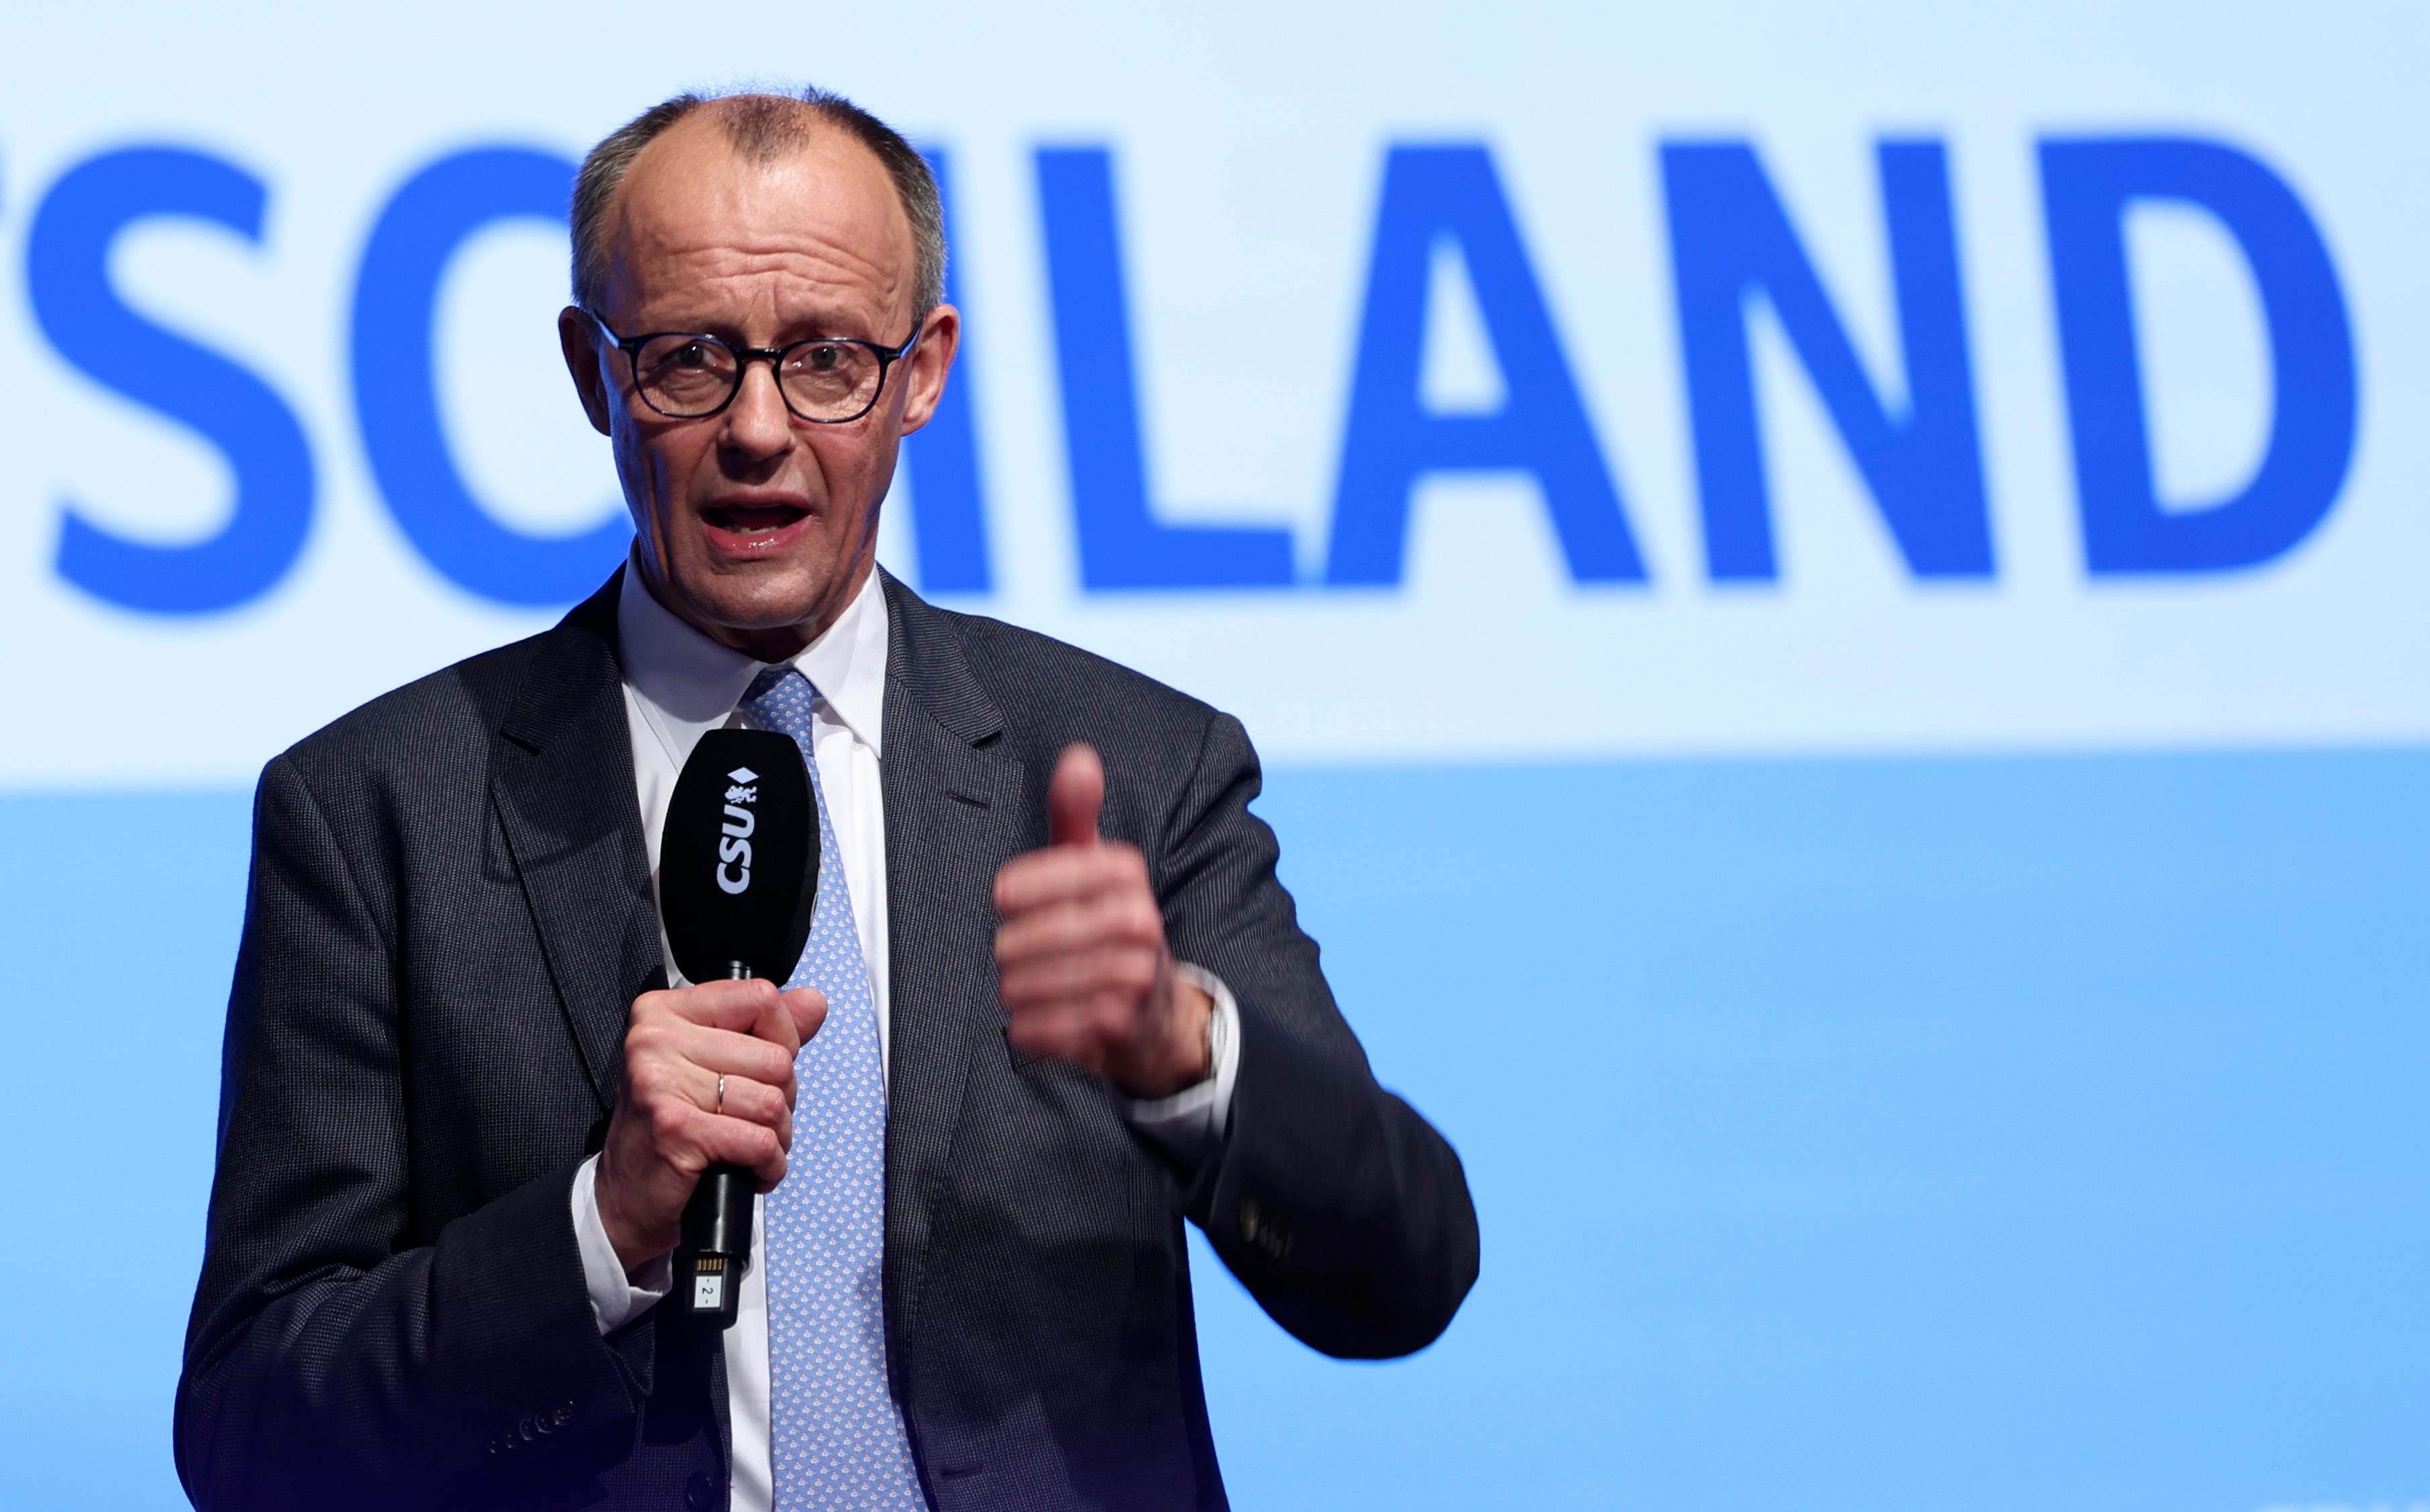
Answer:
[{"left": 596, "top": 979, "right": 827, "bottom": 1274}]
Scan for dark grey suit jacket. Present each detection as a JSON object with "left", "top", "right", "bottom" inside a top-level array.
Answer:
[{"left": 177, "top": 570, "right": 1478, "bottom": 1511}]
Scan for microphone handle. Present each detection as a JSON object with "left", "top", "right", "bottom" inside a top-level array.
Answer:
[{"left": 678, "top": 961, "right": 759, "bottom": 1328}]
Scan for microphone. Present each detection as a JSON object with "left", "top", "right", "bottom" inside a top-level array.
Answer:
[{"left": 657, "top": 726, "right": 820, "bottom": 1328}]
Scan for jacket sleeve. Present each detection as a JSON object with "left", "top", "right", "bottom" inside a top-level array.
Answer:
[
  {"left": 174, "top": 755, "right": 654, "bottom": 1509},
  {"left": 1154, "top": 713, "right": 1481, "bottom": 1359}
]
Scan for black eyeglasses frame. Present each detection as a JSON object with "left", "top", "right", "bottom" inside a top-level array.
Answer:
[{"left": 579, "top": 307, "right": 922, "bottom": 425}]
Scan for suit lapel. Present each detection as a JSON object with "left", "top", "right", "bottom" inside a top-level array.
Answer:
[
  {"left": 490, "top": 573, "right": 662, "bottom": 1112},
  {"left": 485, "top": 568, "right": 1016, "bottom": 1346},
  {"left": 878, "top": 571, "right": 1028, "bottom": 1357}
]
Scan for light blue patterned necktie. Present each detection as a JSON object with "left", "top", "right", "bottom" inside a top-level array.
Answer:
[{"left": 741, "top": 666, "right": 927, "bottom": 1511}]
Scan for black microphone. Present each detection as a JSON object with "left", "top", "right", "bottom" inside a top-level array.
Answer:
[{"left": 657, "top": 726, "right": 820, "bottom": 1328}]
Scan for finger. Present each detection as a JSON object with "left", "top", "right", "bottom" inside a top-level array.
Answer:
[
  {"left": 746, "top": 979, "right": 803, "bottom": 1059},
  {"left": 636, "top": 1018, "right": 797, "bottom": 1087},
  {"left": 694, "top": 1065, "right": 792, "bottom": 1135},
  {"left": 628, "top": 1036, "right": 790, "bottom": 1127},
  {"left": 633, "top": 1075, "right": 786, "bottom": 1178},
  {"left": 1004, "top": 994, "right": 1132, "bottom": 1070},
  {"left": 782, "top": 987, "right": 829, "bottom": 1048},
  {"left": 992, "top": 842, "right": 1148, "bottom": 914},
  {"left": 994, "top": 892, "right": 1165, "bottom": 965},
  {"left": 642, "top": 976, "right": 785, "bottom": 1032},
  {"left": 690, "top": 1112, "right": 788, "bottom": 1187},
  {"left": 998, "top": 946, "right": 1163, "bottom": 1013},
  {"left": 1047, "top": 743, "right": 1104, "bottom": 849}
]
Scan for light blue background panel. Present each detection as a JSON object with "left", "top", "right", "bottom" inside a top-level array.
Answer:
[{"left": 5, "top": 749, "right": 2422, "bottom": 1509}]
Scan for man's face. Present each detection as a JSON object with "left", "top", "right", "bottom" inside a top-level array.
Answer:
[{"left": 560, "top": 109, "right": 959, "bottom": 656}]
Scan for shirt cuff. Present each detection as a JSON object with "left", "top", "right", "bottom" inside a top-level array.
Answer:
[
  {"left": 1120, "top": 962, "right": 1241, "bottom": 1167},
  {"left": 571, "top": 1152, "right": 671, "bottom": 1335}
]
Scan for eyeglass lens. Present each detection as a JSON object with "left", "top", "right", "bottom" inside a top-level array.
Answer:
[{"left": 631, "top": 335, "right": 886, "bottom": 421}]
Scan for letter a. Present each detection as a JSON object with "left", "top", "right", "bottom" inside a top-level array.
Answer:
[{"left": 1326, "top": 145, "right": 1645, "bottom": 586}]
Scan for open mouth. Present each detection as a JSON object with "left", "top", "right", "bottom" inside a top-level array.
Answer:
[{"left": 702, "top": 502, "right": 810, "bottom": 539}]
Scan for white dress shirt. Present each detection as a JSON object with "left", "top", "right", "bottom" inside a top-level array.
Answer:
[{"left": 566, "top": 559, "right": 1240, "bottom": 1511}]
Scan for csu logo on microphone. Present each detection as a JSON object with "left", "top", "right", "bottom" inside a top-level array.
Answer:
[
  {"left": 717, "top": 767, "right": 759, "bottom": 896},
  {"left": 662, "top": 728, "right": 814, "bottom": 987}
]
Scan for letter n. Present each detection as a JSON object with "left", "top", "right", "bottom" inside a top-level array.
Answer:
[
  {"left": 1325, "top": 145, "right": 1644, "bottom": 586},
  {"left": 1663, "top": 140, "right": 1992, "bottom": 582}
]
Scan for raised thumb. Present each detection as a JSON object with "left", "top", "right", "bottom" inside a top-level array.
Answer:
[{"left": 1047, "top": 743, "right": 1104, "bottom": 849}]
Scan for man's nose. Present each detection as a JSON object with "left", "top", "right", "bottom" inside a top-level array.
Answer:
[{"left": 719, "top": 359, "right": 794, "bottom": 457}]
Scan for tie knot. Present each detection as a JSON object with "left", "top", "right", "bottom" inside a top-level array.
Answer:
[{"left": 741, "top": 665, "right": 821, "bottom": 739}]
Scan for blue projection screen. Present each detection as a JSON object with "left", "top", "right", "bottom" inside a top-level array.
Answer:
[{"left": 0, "top": 2, "right": 2423, "bottom": 1507}]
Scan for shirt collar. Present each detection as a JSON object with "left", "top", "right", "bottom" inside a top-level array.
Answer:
[{"left": 617, "top": 553, "right": 889, "bottom": 769}]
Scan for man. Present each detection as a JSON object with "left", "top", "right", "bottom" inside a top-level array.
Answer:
[{"left": 178, "top": 88, "right": 1477, "bottom": 1511}]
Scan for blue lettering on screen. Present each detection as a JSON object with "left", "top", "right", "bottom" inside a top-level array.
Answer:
[
  {"left": 1036, "top": 146, "right": 1299, "bottom": 590},
  {"left": 2039, "top": 137, "right": 2357, "bottom": 575},
  {"left": 1328, "top": 145, "right": 1646, "bottom": 587},
  {"left": 13, "top": 131, "right": 2363, "bottom": 613},
  {"left": 896, "top": 146, "right": 993, "bottom": 596},
  {"left": 350, "top": 146, "right": 631, "bottom": 606},
  {"left": 25, "top": 146, "right": 316, "bottom": 615},
  {"left": 1664, "top": 139, "right": 1993, "bottom": 582}
]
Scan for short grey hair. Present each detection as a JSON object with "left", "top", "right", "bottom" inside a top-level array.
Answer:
[{"left": 570, "top": 87, "right": 947, "bottom": 327}]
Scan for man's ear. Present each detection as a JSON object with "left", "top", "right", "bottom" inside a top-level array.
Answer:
[
  {"left": 896, "top": 302, "right": 961, "bottom": 437},
  {"left": 558, "top": 307, "right": 615, "bottom": 437}
]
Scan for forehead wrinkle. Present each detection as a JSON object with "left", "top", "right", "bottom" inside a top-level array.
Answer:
[
  {"left": 635, "top": 229, "right": 902, "bottom": 307},
  {"left": 601, "top": 117, "right": 915, "bottom": 333},
  {"left": 613, "top": 270, "right": 908, "bottom": 349}
]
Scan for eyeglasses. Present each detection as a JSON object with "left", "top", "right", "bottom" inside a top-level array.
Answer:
[{"left": 580, "top": 307, "right": 920, "bottom": 425}]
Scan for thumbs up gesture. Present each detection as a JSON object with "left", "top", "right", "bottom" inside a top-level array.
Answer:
[{"left": 992, "top": 744, "right": 1214, "bottom": 1097}]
